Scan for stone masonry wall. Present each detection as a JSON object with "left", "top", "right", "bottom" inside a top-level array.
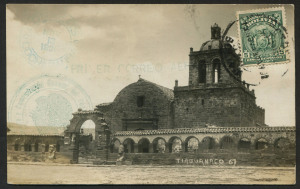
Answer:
[
  {"left": 97, "top": 79, "right": 174, "bottom": 132},
  {"left": 174, "top": 87, "right": 242, "bottom": 127}
]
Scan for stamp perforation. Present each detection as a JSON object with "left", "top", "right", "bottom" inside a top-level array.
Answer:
[{"left": 236, "top": 6, "right": 291, "bottom": 67}]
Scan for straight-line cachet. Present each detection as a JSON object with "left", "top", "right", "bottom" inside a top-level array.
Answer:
[{"left": 237, "top": 7, "right": 289, "bottom": 66}]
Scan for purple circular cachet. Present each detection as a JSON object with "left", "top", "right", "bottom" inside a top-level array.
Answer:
[
  {"left": 19, "top": 15, "right": 81, "bottom": 66},
  {"left": 8, "top": 75, "right": 92, "bottom": 128}
]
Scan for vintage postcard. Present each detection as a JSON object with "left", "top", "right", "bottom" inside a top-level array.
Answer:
[{"left": 6, "top": 4, "right": 295, "bottom": 184}]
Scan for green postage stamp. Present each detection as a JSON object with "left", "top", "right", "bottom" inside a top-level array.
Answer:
[{"left": 237, "top": 7, "right": 289, "bottom": 66}]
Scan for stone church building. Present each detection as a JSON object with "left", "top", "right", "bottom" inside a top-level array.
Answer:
[
  {"left": 96, "top": 23, "right": 265, "bottom": 131},
  {"left": 62, "top": 24, "right": 294, "bottom": 165}
]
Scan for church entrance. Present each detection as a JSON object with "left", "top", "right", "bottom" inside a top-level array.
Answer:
[{"left": 122, "top": 119, "right": 158, "bottom": 131}]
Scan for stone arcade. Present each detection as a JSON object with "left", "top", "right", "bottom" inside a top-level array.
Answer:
[{"left": 63, "top": 24, "right": 295, "bottom": 165}]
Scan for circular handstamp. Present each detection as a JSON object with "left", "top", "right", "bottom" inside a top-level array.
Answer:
[
  {"left": 8, "top": 75, "right": 92, "bottom": 128},
  {"left": 19, "top": 15, "right": 81, "bottom": 66}
]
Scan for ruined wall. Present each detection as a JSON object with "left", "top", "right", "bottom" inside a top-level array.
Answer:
[
  {"left": 240, "top": 91, "right": 265, "bottom": 126},
  {"left": 7, "top": 135, "right": 63, "bottom": 152}
]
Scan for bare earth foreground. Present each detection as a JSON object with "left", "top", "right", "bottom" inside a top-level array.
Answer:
[{"left": 8, "top": 162, "right": 295, "bottom": 184}]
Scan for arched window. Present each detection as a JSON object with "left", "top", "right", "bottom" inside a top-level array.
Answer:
[
  {"left": 198, "top": 61, "right": 206, "bottom": 83},
  {"left": 213, "top": 59, "right": 221, "bottom": 83},
  {"left": 201, "top": 137, "right": 215, "bottom": 150}
]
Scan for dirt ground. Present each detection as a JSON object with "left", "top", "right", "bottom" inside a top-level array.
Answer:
[{"left": 7, "top": 162, "right": 295, "bottom": 184}]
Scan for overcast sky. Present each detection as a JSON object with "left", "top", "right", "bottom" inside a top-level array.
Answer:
[{"left": 6, "top": 4, "right": 295, "bottom": 127}]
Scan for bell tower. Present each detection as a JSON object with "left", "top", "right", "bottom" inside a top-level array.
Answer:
[
  {"left": 174, "top": 23, "right": 264, "bottom": 128},
  {"left": 211, "top": 23, "right": 221, "bottom": 39},
  {"left": 188, "top": 24, "right": 241, "bottom": 87}
]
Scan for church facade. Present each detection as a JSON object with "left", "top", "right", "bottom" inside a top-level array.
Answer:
[{"left": 96, "top": 24, "right": 265, "bottom": 131}]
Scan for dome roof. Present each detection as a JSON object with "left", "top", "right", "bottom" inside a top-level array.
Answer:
[
  {"left": 200, "top": 39, "right": 233, "bottom": 51},
  {"left": 200, "top": 39, "right": 222, "bottom": 51},
  {"left": 113, "top": 78, "right": 174, "bottom": 102}
]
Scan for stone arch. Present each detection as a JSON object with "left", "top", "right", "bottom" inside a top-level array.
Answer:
[
  {"left": 111, "top": 138, "right": 121, "bottom": 153},
  {"left": 168, "top": 136, "right": 183, "bottom": 153},
  {"left": 138, "top": 138, "right": 150, "bottom": 153},
  {"left": 184, "top": 136, "right": 199, "bottom": 153},
  {"left": 123, "top": 138, "right": 135, "bottom": 153},
  {"left": 255, "top": 138, "right": 269, "bottom": 150},
  {"left": 220, "top": 135, "right": 235, "bottom": 150},
  {"left": 274, "top": 137, "right": 291, "bottom": 151},
  {"left": 152, "top": 137, "right": 167, "bottom": 153},
  {"left": 200, "top": 136, "right": 216, "bottom": 151},
  {"left": 238, "top": 138, "right": 251, "bottom": 152},
  {"left": 64, "top": 110, "right": 110, "bottom": 163},
  {"left": 80, "top": 120, "right": 96, "bottom": 140}
]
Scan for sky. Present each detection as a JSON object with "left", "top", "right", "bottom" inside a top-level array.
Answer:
[{"left": 6, "top": 4, "right": 295, "bottom": 127}]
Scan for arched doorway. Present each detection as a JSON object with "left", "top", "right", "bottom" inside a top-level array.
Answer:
[
  {"left": 138, "top": 138, "right": 150, "bottom": 153},
  {"left": 78, "top": 120, "right": 96, "bottom": 162},
  {"left": 185, "top": 137, "right": 199, "bottom": 153},
  {"left": 24, "top": 141, "right": 32, "bottom": 152},
  {"left": 255, "top": 138, "right": 268, "bottom": 150},
  {"left": 123, "top": 138, "right": 135, "bottom": 153},
  {"left": 14, "top": 143, "right": 19, "bottom": 151},
  {"left": 274, "top": 138, "right": 291, "bottom": 151},
  {"left": 34, "top": 141, "right": 39, "bottom": 152},
  {"left": 64, "top": 111, "right": 110, "bottom": 163},
  {"left": 56, "top": 141, "right": 60, "bottom": 152},
  {"left": 111, "top": 139, "right": 121, "bottom": 153},
  {"left": 220, "top": 136, "right": 235, "bottom": 150},
  {"left": 238, "top": 138, "right": 251, "bottom": 152},
  {"left": 153, "top": 138, "right": 166, "bottom": 153},
  {"left": 45, "top": 142, "right": 49, "bottom": 152},
  {"left": 201, "top": 137, "right": 216, "bottom": 152},
  {"left": 168, "top": 137, "right": 182, "bottom": 153}
]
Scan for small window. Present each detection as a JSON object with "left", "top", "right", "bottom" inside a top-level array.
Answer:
[
  {"left": 202, "top": 99, "right": 205, "bottom": 105},
  {"left": 137, "top": 96, "right": 145, "bottom": 107}
]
